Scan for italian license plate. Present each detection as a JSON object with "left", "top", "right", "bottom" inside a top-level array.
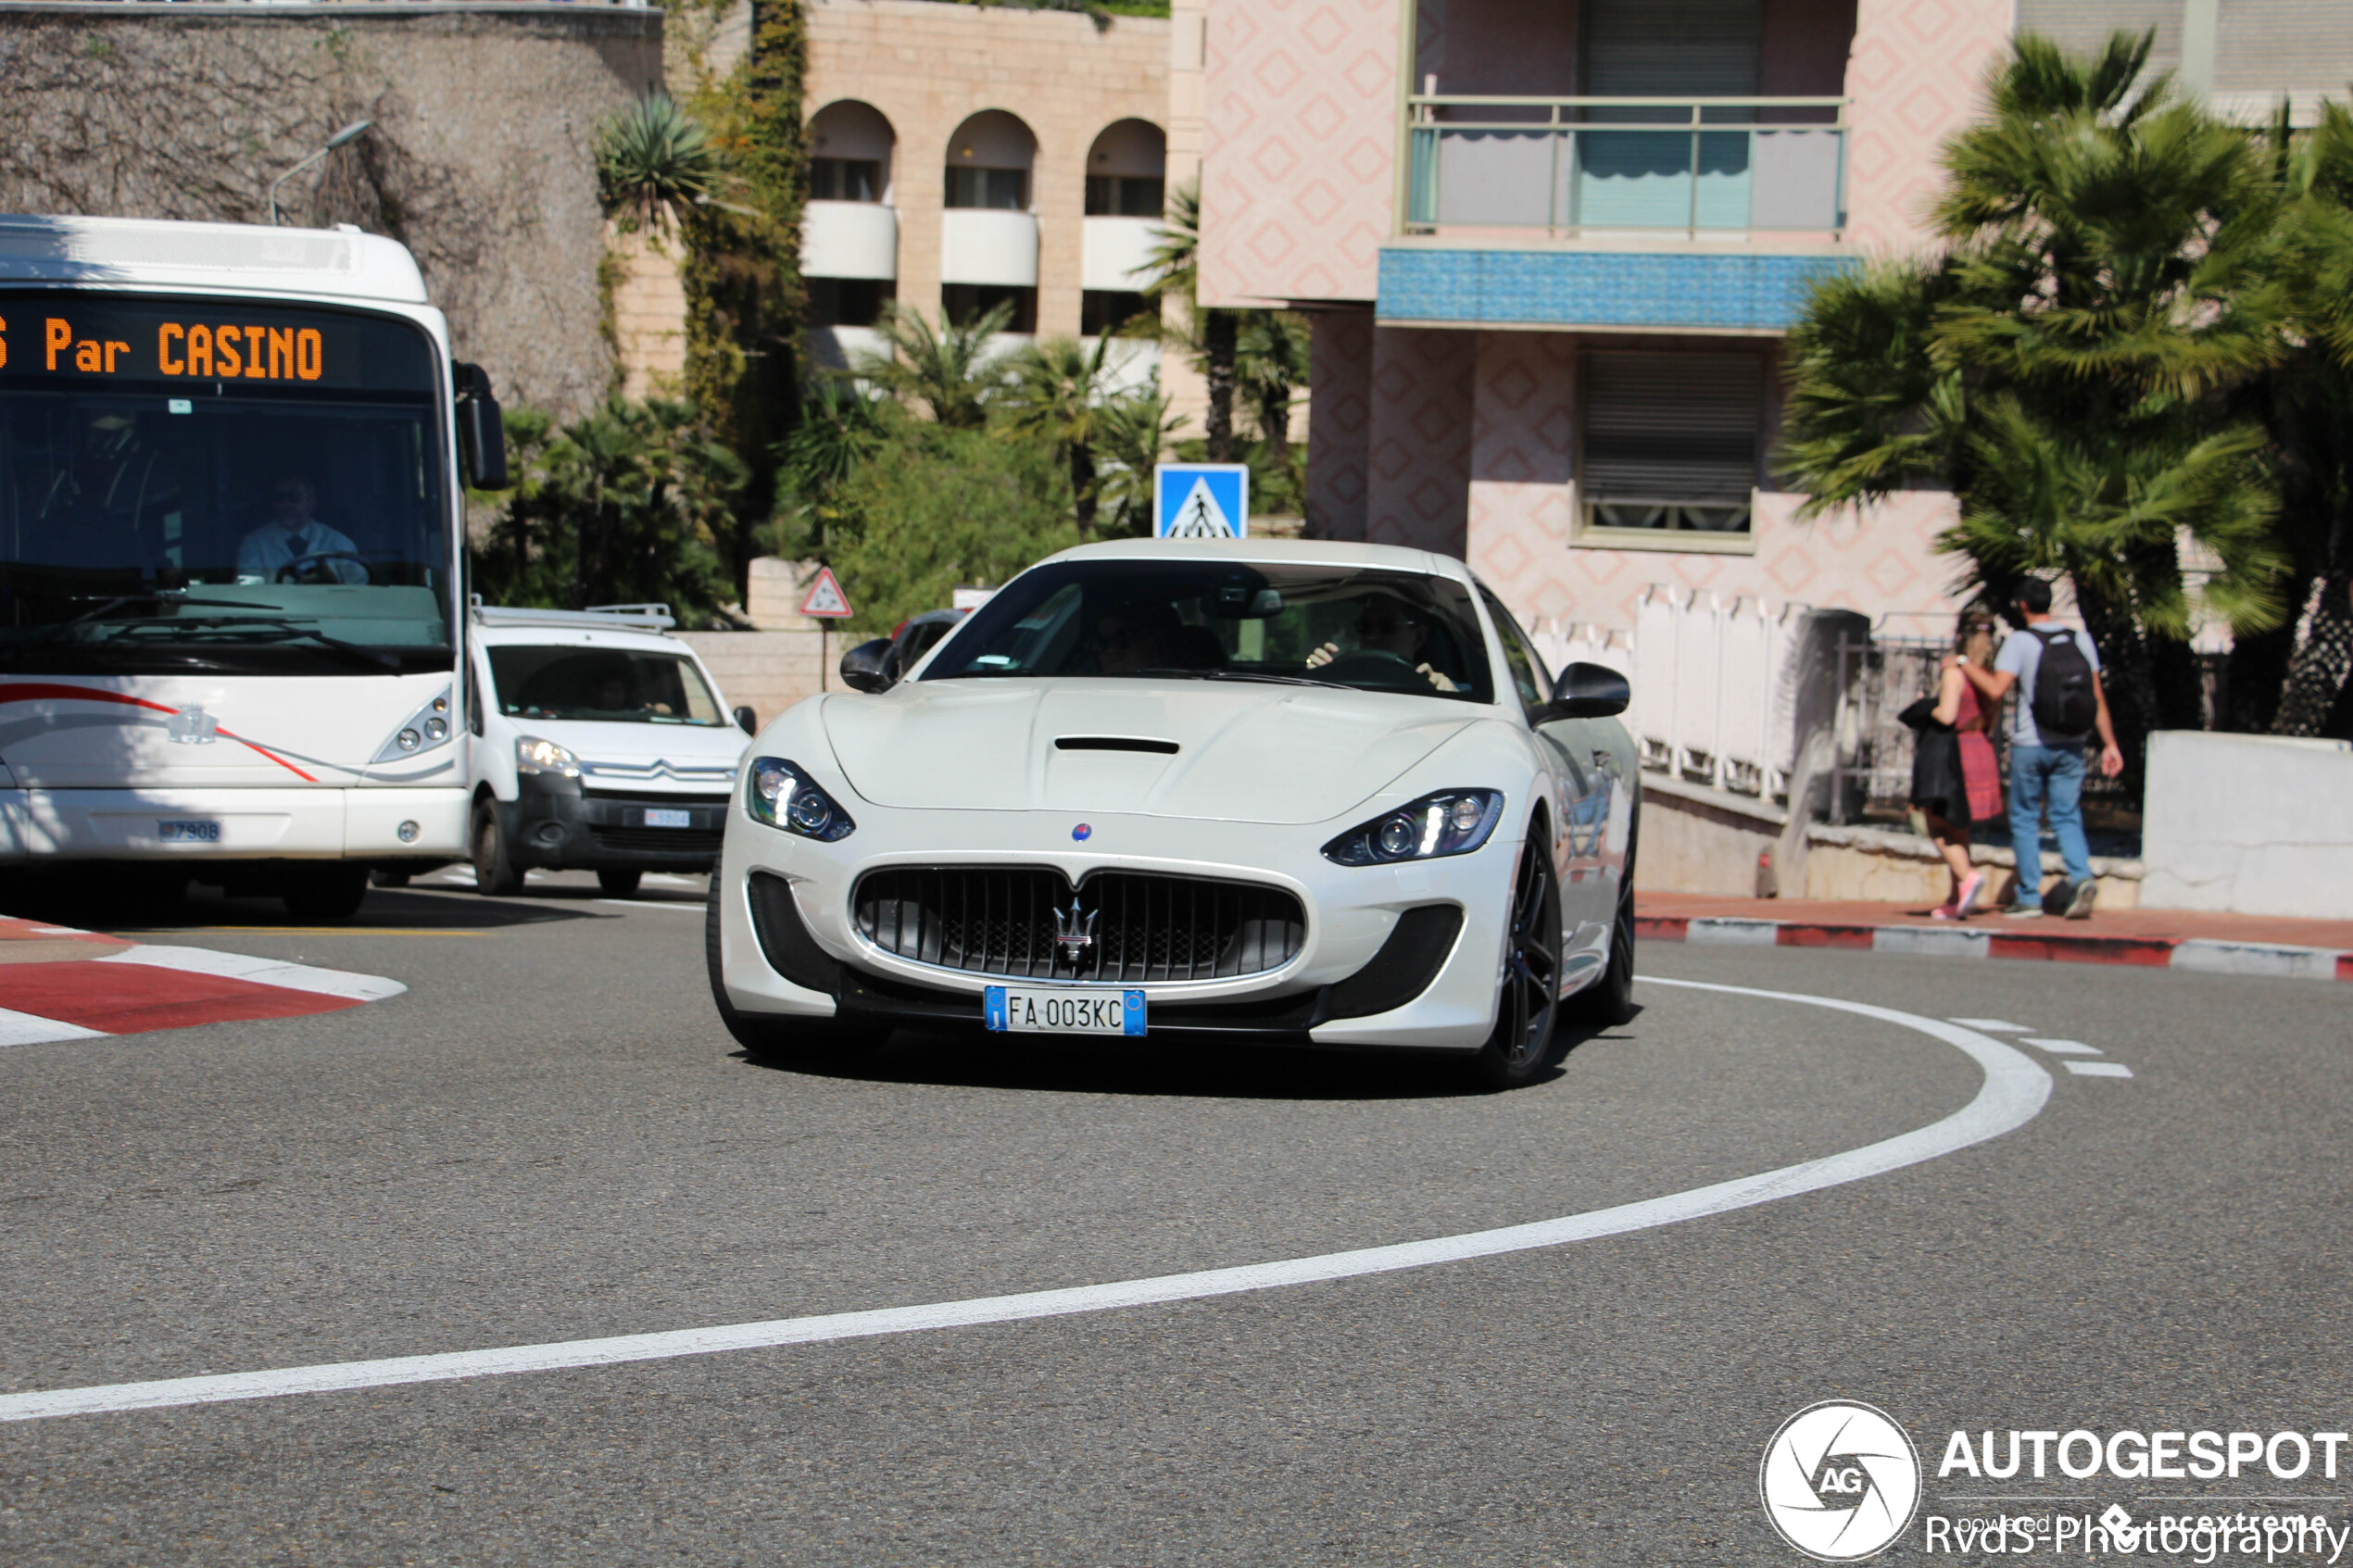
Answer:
[
  {"left": 984, "top": 986, "right": 1148, "bottom": 1036},
  {"left": 643, "top": 808, "right": 693, "bottom": 829},
  {"left": 157, "top": 820, "right": 221, "bottom": 843}
]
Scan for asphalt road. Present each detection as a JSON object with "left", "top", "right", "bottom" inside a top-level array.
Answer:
[{"left": 1, "top": 872, "right": 2347, "bottom": 1565}]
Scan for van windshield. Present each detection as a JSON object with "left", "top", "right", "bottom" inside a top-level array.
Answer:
[
  {"left": 0, "top": 292, "right": 454, "bottom": 677},
  {"left": 487, "top": 646, "right": 724, "bottom": 725}
]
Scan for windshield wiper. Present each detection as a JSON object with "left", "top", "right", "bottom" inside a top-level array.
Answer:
[
  {"left": 1113, "top": 667, "right": 1352, "bottom": 689},
  {"left": 0, "top": 594, "right": 288, "bottom": 663},
  {"left": 164, "top": 618, "right": 404, "bottom": 673}
]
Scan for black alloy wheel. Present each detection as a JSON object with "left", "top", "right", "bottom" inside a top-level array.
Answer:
[
  {"left": 471, "top": 799, "right": 522, "bottom": 897},
  {"left": 1467, "top": 830, "right": 1563, "bottom": 1091},
  {"left": 598, "top": 869, "right": 643, "bottom": 897},
  {"left": 703, "top": 876, "right": 888, "bottom": 1068},
  {"left": 1563, "top": 826, "right": 1638, "bottom": 1031}
]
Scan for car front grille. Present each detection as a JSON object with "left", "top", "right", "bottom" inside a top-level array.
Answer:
[
  {"left": 852, "top": 867, "right": 1306, "bottom": 984},
  {"left": 588, "top": 824, "right": 726, "bottom": 855}
]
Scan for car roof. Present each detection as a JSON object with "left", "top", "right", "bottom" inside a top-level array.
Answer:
[{"left": 1041, "top": 536, "right": 1475, "bottom": 583}]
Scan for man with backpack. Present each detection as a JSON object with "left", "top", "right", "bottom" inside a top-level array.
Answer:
[{"left": 1957, "top": 579, "right": 2125, "bottom": 919}]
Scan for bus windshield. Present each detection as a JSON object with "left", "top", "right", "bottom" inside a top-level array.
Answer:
[{"left": 0, "top": 293, "right": 455, "bottom": 677}]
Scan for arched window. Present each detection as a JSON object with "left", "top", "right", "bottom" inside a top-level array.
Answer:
[
  {"left": 941, "top": 110, "right": 1040, "bottom": 332},
  {"left": 943, "top": 109, "right": 1038, "bottom": 211},
  {"left": 804, "top": 101, "right": 899, "bottom": 332},
  {"left": 1085, "top": 119, "right": 1166, "bottom": 218},
  {"left": 808, "top": 100, "right": 895, "bottom": 204}
]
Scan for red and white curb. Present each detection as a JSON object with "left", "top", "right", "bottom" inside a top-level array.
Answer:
[
  {"left": 0, "top": 943, "right": 405, "bottom": 1046},
  {"left": 1636, "top": 915, "right": 2353, "bottom": 982}
]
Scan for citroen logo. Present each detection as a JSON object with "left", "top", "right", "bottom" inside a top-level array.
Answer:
[{"left": 1052, "top": 894, "right": 1099, "bottom": 969}]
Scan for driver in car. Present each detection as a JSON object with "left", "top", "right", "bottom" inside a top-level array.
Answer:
[
  {"left": 236, "top": 475, "right": 365, "bottom": 583},
  {"left": 1304, "top": 594, "right": 1459, "bottom": 692}
]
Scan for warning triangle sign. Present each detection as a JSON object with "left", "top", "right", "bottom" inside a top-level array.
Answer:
[{"left": 799, "top": 566, "right": 853, "bottom": 620}]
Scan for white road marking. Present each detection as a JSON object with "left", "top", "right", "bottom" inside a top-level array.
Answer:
[
  {"left": 0, "top": 1007, "right": 107, "bottom": 1048},
  {"left": 644, "top": 873, "right": 706, "bottom": 887},
  {"left": 595, "top": 899, "right": 702, "bottom": 912},
  {"left": 2020, "top": 1036, "right": 2102, "bottom": 1056},
  {"left": 94, "top": 946, "right": 407, "bottom": 1003},
  {"left": 2063, "top": 1061, "right": 2134, "bottom": 1078},
  {"left": 1951, "top": 1017, "right": 2030, "bottom": 1032},
  {"left": 0, "top": 978, "right": 2052, "bottom": 1424}
]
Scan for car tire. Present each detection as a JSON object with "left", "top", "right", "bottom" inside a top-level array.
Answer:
[
  {"left": 1466, "top": 828, "right": 1563, "bottom": 1092},
  {"left": 598, "top": 869, "right": 643, "bottom": 897},
  {"left": 1562, "top": 833, "right": 1638, "bottom": 1034},
  {"left": 282, "top": 863, "right": 369, "bottom": 921},
  {"left": 702, "top": 875, "right": 887, "bottom": 1067},
  {"left": 471, "top": 800, "right": 522, "bottom": 897}
]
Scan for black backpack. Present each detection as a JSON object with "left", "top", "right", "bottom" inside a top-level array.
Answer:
[{"left": 2028, "top": 627, "right": 2098, "bottom": 740}]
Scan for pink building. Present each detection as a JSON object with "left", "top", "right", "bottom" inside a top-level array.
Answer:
[{"left": 1188, "top": 0, "right": 2018, "bottom": 635}]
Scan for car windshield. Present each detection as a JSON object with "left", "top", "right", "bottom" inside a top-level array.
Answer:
[
  {"left": 921, "top": 559, "right": 1495, "bottom": 704},
  {"left": 0, "top": 292, "right": 453, "bottom": 677},
  {"left": 487, "top": 645, "right": 724, "bottom": 725}
]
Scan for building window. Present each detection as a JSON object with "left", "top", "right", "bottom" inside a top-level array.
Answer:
[
  {"left": 1085, "top": 175, "right": 1165, "bottom": 217},
  {"left": 1579, "top": 350, "right": 1762, "bottom": 547},
  {"left": 942, "top": 283, "right": 1037, "bottom": 334},
  {"left": 1081, "top": 290, "right": 1151, "bottom": 336},
  {"left": 811, "top": 158, "right": 882, "bottom": 202},
  {"left": 808, "top": 277, "right": 896, "bottom": 329},
  {"left": 945, "top": 167, "right": 1028, "bottom": 210}
]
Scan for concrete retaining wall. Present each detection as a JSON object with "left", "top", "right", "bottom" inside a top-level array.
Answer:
[
  {"left": 678, "top": 631, "right": 833, "bottom": 733},
  {"left": 2142, "top": 731, "right": 2353, "bottom": 918}
]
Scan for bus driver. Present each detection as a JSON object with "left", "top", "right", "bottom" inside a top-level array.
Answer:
[{"left": 237, "top": 475, "right": 365, "bottom": 583}]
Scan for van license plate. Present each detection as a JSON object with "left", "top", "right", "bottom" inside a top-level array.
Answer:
[
  {"left": 984, "top": 986, "right": 1147, "bottom": 1036},
  {"left": 643, "top": 809, "right": 693, "bottom": 829},
  {"left": 157, "top": 820, "right": 221, "bottom": 843}
]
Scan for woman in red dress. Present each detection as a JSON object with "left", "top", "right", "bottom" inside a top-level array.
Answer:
[{"left": 1919, "top": 609, "right": 2003, "bottom": 919}]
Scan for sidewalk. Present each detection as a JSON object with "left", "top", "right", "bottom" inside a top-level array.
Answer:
[{"left": 1635, "top": 894, "right": 2353, "bottom": 982}]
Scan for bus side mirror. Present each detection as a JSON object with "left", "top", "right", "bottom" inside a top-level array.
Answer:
[
  {"left": 454, "top": 362, "right": 510, "bottom": 491},
  {"left": 839, "top": 638, "right": 895, "bottom": 694}
]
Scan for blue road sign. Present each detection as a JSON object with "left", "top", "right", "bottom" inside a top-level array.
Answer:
[{"left": 1153, "top": 463, "right": 1250, "bottom": 539}]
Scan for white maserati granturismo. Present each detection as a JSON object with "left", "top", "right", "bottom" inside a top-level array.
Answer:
[{"left": 704, "top": 538, "right": 1639, "bottom": 1089}]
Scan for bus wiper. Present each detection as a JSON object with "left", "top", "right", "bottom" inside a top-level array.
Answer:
[
  {"left": 0, "top": 594, "right": 288, "bottom": 662},
  {"left": 170, "top": 618, "right": 403, "bottom": 672}
]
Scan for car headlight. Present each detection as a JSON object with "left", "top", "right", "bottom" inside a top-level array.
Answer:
[
  {"left": 515, "top": 735, "right": 581, "bottom": 778},
  {"left": 745, "top": 756, "right": 856, "bottom": 842},
  {"left": 1322, "top": 789, "right": 1504, "bottom": 867}
]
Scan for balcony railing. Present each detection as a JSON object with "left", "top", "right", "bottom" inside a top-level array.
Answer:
[{"left": 1403, "top": 95, "right": 1848, "bottom": 238}]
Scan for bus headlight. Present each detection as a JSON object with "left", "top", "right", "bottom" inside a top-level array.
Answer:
[{"left": 371, "top": 687, "right": 456, "bottom": 764}]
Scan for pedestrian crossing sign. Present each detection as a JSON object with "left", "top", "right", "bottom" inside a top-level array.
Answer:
[{"left": 1153, "top": 463, "right": 1250, "bottom": 539}]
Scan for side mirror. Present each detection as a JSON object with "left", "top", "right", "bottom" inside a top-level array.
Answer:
[
  {"left": 454, "top": 362, "right": 510, "bottom": 490},
  {"left": 838, "top": 637, "right": 896, "bottom": 694},
  {"left": 1533, "top": 661, "right": 1630, "bottom": 722},
  {"left": 732, "top": 705, "right": 758, "bottom": 735}
]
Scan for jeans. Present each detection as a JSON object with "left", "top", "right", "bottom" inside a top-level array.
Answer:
[{"left": 2007, "top": 743, "right": 2091, "bottom": 908}]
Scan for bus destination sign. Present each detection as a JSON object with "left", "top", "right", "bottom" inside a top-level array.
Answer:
[{"left": 0, "top": 294, "right": 434, "bottom": 395}]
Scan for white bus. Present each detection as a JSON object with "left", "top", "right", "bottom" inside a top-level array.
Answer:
[{"left": 0, "top": 215, "right": 505, "bottom": 918}]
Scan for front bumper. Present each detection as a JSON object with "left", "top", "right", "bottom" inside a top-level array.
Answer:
[
  {"left": 712, "top": 802, "right": 1521, "bottom": 1052},
  {"left": 501, "top": 773, "right": 728, "bottom": 872},
  {"left": 0, "top": 786, "right": 468, "bottom": 863}
]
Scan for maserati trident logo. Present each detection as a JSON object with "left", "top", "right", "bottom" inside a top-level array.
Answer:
[{"left": 1053, "top": 894, "right": 1100, "bottom": 969}]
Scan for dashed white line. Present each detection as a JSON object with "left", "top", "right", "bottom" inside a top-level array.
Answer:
[
  {"left": 2020, "top": 1037, "right": 2102, "bottom": 1056},
  {"left": 2062, "top": 1061, "right": 2134, "bottom": 1078},
  {"left": 0, "top": 979, "right": 2052, "bottom": 1424},
  {"left": 595, "top": 899, "right": 703, "bottom": 912},
  {"left": 1951, "top": 1017, "right": 2031, "bottom": 1032}
]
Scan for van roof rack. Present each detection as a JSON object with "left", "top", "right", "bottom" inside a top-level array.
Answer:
[{"left": 470, "top": 600, "right": 676, "bottom": 632}]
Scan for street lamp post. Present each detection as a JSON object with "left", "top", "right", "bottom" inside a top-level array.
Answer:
[{"left": 268, "top": 119, "right": 374, "bottom": 228}]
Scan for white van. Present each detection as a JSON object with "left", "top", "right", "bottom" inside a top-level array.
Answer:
[{"left": 460, "top": 603, "right": 751, "bottom": 896}]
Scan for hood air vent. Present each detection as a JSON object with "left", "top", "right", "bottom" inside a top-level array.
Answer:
[{"left": 1054, "top": 735, "right": 1179, "bottom": 755}]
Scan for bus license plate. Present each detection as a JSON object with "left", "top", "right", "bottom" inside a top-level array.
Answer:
[
  {"left": 984, "top": 986, "right": 1147, "bottom": 1036},
  {"left": 643, "top": 809, "right": 693, "bottom": 829},
  {"left": 157, "top": 820, "right": 221, "bottom": 843}
]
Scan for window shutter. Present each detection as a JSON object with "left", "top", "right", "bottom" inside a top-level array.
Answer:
[
  {"left": 1582, "top": 352, "right": 1762, "bottom": 501},
  {"left": 1584, "top": 0, "right": 1763, "bottom": 97}
]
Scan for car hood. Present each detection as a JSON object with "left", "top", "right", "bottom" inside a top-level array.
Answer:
[{"left": 819, "top": 678, "right": 1482, "bottom": 825}]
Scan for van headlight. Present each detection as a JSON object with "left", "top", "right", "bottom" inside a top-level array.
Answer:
[
  {"left": 1322, "top": 789, "right": 1504, "bottom": 866},
  {"left": 515, "top": 735, "right": 581, "bottom": 777},
  {"left": 746, "top": 757, "right": 856, "bottom": 842}
]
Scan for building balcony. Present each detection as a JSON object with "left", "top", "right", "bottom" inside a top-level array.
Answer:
[
  {"left": 940, "top": 208, "right": 1039, "bottom": 288},
  {"left": 1082, "top": 215, "right": 1160, "bottom": 293},
  {"left": 1403, "top": 95, "right": 1847, "bottom": 240},
  {"left": 803, "top": 200, "right": 899, "bottom": 281}
]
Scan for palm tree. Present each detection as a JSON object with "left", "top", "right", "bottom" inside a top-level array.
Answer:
[
  {"left": 594, "top": 93, "right": 724, "bottom": 233},
  {"left": 999, "top": 334, "right": 1119, "bottom": 539},
  {"left": 850, "top": 303, "right": 1013, "bottom": 428},
  {"left": 1237, "top": 308, "right": 1312, "bottom": 468},
  {"left": 1095, "top": 383, "right": 1187, "bottom": 536},
  {"left": 1779, "top": 29, "right": 2290, "bottom": 764},
  {"left": 1140, "top": 182, "right": 1239, "bottom": 461}
]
